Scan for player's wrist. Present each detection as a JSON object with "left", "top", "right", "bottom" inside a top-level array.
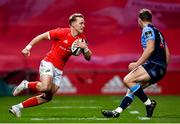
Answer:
[
  {"left": 83, "top": 47, "right": 89, "bottom": 53},
  {"left": 25, "top": 44, "right": 32, "bottom": 50}
]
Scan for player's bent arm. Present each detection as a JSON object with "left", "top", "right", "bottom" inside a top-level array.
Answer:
[
  {"left": 136, "top": 40, "right": 155, "bottom": 66},
  {"left": 165, "top": 45, "right": 170, "bottom": 64},
  {"left": 25, "top": 32, "right": 50, "bottom": 50},
  {"left": 83, "top": 48, "right": 92, "bottom": 61},
  {"left": 76, "top": 39, "right": 92, "bottom": 61},
  {"left": 22, "top": 32, "right": 49, "bottom": 57}
]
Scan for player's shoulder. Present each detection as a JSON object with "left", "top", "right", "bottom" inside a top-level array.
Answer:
[
  {"left": 142, "top": 25, "right": 156, "bottom": 40},
  {"left": 49, "top": 27, "right": 69, "bottom": 33},
  {"left": 143, "top": 25, "right": 154, "bottom": 34},
  {"left": 55, "top": 27, "right": 70, "bottom": 33}
]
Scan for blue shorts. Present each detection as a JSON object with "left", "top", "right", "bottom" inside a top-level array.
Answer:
[{"left": 142, "top": 62, "right": 167, "bottom": 84}]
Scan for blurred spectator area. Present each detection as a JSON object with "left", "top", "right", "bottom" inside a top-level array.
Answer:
[{"left": 0, "top": 0, "right": 180, "bottom": 95}]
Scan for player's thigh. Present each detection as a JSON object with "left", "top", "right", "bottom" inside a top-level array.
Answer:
[
  {"left": 124, "top": 65, "right": 151, "bottom": 85},
  {"left": 142, "top": 63, "right": 167, "bottom": 84},
  {"left": 37, "top": 75, "right": 54, "bottom": 91},
  {"left": 39, "top": 60, "right": 54, "bottom": 89},
  {"left": 53, "top": 67, "right": 63, "bottom": 89},
  {"left": 43, "top": 67, "right": 63, "bottom": 94},
  {"left": 40, "top": 75, "right": 53, "bottom": 85}
]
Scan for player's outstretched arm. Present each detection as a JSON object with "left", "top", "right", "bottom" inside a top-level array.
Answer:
[{"left": 22, "top": 32, "right": 49, "bottom": 57}]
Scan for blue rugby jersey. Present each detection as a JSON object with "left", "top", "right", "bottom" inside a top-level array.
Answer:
[{"left": 141, "top": 24, "right": 167, "bottom": 67}]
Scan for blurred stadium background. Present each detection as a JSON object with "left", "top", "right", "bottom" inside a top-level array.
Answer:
[{"left": 0, "top": 0, "right": 180, "bottom": 123}]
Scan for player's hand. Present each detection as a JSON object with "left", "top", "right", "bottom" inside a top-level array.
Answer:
[
  {"left": 128, "top": 62, "right": 138, "bottom": 71},
  {"left": 22, "top": 48, "right": 30, "bottom": 57},
  {"left": 77, "top": 39, "right": 88, "bottom": 49}
]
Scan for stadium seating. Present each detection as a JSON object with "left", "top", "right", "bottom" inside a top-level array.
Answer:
[{"left": 0, "top": 0, "right": 180, "bottom": 95}]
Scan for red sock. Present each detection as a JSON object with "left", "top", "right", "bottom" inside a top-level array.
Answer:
[
  {"left": 22, "top": 97, "right": 39, "bottom": 108},
  {"left": 28, "top": 82, "right": 38, "bottom": 90}
]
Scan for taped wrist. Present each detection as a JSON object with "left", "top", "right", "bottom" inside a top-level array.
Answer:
[{"left": 83, "top": 47, "right": 89, "bottom": 53}]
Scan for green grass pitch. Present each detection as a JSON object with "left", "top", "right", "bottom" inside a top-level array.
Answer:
[{"left": 0, "top": 95, "right": 180, "bottom": 123}]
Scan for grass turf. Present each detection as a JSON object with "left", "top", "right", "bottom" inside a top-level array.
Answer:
[{"left": 0, "top": 95, "right": 180, "bottom": 123}]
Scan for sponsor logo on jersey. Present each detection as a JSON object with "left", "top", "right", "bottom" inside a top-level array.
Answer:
[
  {"left": 145, "top": 31, "right": 153, "bottom": 39},
  {"left": 45, "top": 69, "right": 50, "bottom": 72}
]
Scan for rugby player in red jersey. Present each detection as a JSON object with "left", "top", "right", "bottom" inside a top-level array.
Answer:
[{"left": 9, "top": 13, "right": 92, "bottom": 117}]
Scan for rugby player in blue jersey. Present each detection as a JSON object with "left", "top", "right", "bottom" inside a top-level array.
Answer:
[{"left": 102, "top": 8, "right": 170, "bottom": 118}]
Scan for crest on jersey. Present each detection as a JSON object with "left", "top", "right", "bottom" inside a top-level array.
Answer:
[{"left": 145, "top": 31, "right": 152, "bottom": 39}]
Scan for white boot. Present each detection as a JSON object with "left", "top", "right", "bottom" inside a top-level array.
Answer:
[
  {"left": 13, "top": 80, "right": 28, "bottom": 96},
  {"left": 9, "top": 105, "right": 21, "bottom": 117}
]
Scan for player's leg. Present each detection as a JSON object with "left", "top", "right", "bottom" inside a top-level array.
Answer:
[
  {"left": 123, "top": 66, "right": 150, "bottom": 103},
  {"left": 102, "top": 81, "right": 153, "bottom": 117},
  {"left": 10, "top": 60, "right": 55, "bottom": 117},
  {"left": 102, "top": 80, "right": 155, "bottom": 118},
  {"left": 17, "top": 81, "right": 58, "bottom": 108},
  {"left": 116, "top": 89, "right": 134, "bottom": 111},
  {"left": 10, "top": 61, "right": 63, "bottom": 117},
  {"left": 102, "top": 66, "right": 154, "bottom": 118},
  {"left": 9, "top": 82, "right": 59, "bottom": 117},
  {"left": 123, "top": 65, "right": 158, "bottom": 117},
  {"left": 13, "top": 80, "right": 39, "bottom": 96},
  {"left": 12, "top": 65, "right": 63, "bottom": 117},
  {"left": 102, "top": 89, "right": 134, "bottom": 118},
  {"left": 15, "top": 83, "right": 58, "bottom": 108},
  {"left": 13, "top": 60, "right": 54, "bottom": 96},
  {"left": 13, "top": 79, "right": 53, "bottom": 96},
  {"left": 115, "top": 82, "right": 152, "bottom": 112},
  {"left": 102, "top": 66, "right": 149, "bottom": 118}
]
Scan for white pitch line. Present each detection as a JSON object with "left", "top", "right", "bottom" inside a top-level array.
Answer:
[
  {"left": 129, "top": 110, "right": 140, "bottom": 114},
  {"left": 51, "top": 100, "right": 96, "bottom": 104},
  {"left": 138, "top": 116, "right": 151, "bottom": 120},
  {"left": 44, "top": 106, "right": 102, "bottom": 109},
  {"left": 31, "top": 117, "right": 110, "bottom": 121}
]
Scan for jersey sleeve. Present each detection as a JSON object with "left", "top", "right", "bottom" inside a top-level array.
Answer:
[
  {"left": 48, "top": 28, "right": 67, "bottom": 40},
  {"left": 143, "top": 27, "right": 155, "bottom": 42}
]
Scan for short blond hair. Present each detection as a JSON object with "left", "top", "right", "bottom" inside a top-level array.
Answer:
[{"left": 69, "top": 13, "right": 84, "bottom": 25}]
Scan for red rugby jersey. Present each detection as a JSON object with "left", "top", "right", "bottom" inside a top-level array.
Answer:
[{"left": 44, "top": 28, "right": 85, "bottom": 70}]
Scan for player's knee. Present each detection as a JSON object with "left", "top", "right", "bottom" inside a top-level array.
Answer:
[
  {"left": 42, "top": 85, "right": 51, "bottom": 91},
  {"left": 123, "top": 76, "right": 130, "bottom": 85},
  {"left": 41, "top": 92, "right": 53, "bottom": 101},
  {"left": 38, "top": 83, "right": 51, "bottom": 92},
  {"left": 45, "top": 93, "right": 53, "bottom": 101}
]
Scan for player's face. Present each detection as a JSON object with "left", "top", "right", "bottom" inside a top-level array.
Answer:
[{"left": 72, "top": 17, "right": 85, "bottom": 34}]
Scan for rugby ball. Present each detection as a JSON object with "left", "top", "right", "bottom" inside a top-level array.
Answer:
[{"left": 71, "top": 38, "right": 83, "bottom": 56}]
